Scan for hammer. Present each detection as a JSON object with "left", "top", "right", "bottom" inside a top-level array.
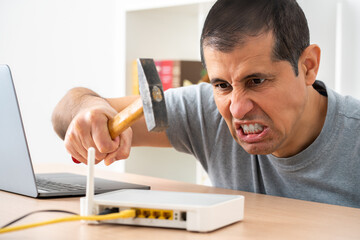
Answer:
[
  {"left": 108, "top": 58, "right": 168, "bottom": 138},
  {"left": 72, "top": 59, "right": 168, "bottom": 164}
]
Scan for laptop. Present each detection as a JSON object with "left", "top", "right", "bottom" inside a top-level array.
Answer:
[{"left": 0, "top": 65, "right": 150, "bottom": 198}]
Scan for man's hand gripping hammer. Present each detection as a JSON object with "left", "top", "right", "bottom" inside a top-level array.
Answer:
[{"left": 72, "top": 59, "right": 168, "bottom": 164}]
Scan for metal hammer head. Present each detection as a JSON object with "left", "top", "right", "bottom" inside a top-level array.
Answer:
[{"left": 137, "top": 58, "right": 168, "bottom": 132}]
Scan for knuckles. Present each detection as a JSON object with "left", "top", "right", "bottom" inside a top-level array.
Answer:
[
  {"left": 97, "top": 142, "right": 118, "bottom": 154},
  {"left": 115, "top": 148, "right": 131, "bottom": 160},
  {"left": 114, "top": 129, "right": 133, "bottom": 160},
  {"left": 94, "top": 151, "right": 107, "bottom": 160},
  {"left": 85, "top": 109, "right": 108, "bottom": 125}
]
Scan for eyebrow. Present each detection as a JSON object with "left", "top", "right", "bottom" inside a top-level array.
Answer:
[
  {"left": 210, "top": 72, "right": 276, "bottom": 84},
  {"left": 210, "top": 78, "right": 226, "bottom": 84}
]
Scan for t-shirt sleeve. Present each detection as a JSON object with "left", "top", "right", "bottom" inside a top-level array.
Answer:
[{"left": 164, "top": 83, "right": 223, "bottom": 163}]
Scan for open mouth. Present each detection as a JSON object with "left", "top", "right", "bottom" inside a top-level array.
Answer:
[
  {"left": 240, "top": 123, "right": 265, "bottom": 135},
  {"left": 234, "top": 122, "right": 269, "bottom": 143}
]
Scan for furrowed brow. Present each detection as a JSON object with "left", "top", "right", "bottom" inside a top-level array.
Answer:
[
  {"left": 210, "top": 78, "right": 227, "bottom": 84},
  {"left": 242, "top": 72, "right": 275, "bottom": 80},
  {"left": 210, "top": 72, "right": 276, "bottom": 85}
]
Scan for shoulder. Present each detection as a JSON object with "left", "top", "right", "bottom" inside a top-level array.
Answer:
[
  {"left": 165, "top": 82, "right": 213, "bottom": 100},
  {"left": 330, "top": 89, "right": 360, "bottom": 121},
  {"left": 317, "top": 81, "right": 360, "bottom": 121},
  {"left": 164, "top": 83, "right": 228, "bottom": 159},
  {"left": 165, "top": 83, "right": 216, "bottom": 113}
]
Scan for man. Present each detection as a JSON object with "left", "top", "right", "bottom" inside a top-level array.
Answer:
[{"left": 52, "top": 0, "right": 360, "bottom": 208}]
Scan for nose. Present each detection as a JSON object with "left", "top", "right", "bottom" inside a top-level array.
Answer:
[{"left": 229, "top": 91, "right": 254, "bottom": 120}]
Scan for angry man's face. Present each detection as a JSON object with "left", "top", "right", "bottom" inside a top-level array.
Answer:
[{"left": 204, "top": 32, "right": 319, "bottom": 158}]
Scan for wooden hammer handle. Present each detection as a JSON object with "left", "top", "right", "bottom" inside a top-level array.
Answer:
[{"left": 108, "top": 98, "right": 143, "bottom": 139}]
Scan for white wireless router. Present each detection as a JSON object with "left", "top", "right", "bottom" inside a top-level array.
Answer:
[{"left": 80, "top": 148, "right": 244, "bottom": 232}]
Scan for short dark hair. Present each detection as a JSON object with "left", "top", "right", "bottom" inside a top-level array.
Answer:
[{"left": 200, "top": 0, "right": 310, "bottom": 76}]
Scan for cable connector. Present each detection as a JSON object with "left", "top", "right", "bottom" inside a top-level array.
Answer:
[{"left": 98, "top": 208, "right": 120, "bottom": 215}]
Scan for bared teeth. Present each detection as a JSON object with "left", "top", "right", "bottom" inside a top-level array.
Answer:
[{"left": 241, "top": 123, "right": 264, "bottom": 134}]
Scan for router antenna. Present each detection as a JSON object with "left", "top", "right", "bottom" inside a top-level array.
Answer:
[{"left": 85, "top": 147, "right": 95, "bottom": 216}]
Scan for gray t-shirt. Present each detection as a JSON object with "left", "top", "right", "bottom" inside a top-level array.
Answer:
[{"left": 165, "top": 82, "right": 360, "bottom": 208}]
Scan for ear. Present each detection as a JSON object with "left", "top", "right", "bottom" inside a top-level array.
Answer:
[{"left": 299, "top": 44, "right": 321, "bottom": 86}]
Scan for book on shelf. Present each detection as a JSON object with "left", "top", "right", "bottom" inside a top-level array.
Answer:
[{"left": 132, "top": 59, "right": 208, "bottom": 95}]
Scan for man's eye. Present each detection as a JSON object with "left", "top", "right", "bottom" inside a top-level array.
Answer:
[
  {"left": 249, "top": 78, "right": 265, "bottom": 86},
  {"left": 215, "top": 82, "right": 231, "bottom": 89}
]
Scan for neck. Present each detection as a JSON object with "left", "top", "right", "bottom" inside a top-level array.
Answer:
[{"left": 304, "top": 87, "right": 328, "bottom": 146}]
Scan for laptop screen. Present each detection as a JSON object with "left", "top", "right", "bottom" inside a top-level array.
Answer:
[{"left": 0, "top": 65, "right": 38, "bottom": 197}]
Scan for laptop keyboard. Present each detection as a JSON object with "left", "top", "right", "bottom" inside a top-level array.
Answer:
[{"left": 36, "top": 179, "right": 86, "bottom": 192}]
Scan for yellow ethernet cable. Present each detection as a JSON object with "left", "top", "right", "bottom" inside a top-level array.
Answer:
[{"left": 0, "top": 209, "right": 136, "bottom": 234}]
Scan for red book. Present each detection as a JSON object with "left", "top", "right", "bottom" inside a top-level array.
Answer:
[
  {"left": 132, "top": 59, "right": 206, "bottom": 94},
  {"left": 159, "top": 60, "right": 173, "bottom": 91}
]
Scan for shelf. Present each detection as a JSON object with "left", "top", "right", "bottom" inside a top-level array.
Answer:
[
  {"left": 124, "top": 2, "right": 214, "bottom": 95},
  {"left": 120, "top": 0, "right": 214, "bottom": 184}
]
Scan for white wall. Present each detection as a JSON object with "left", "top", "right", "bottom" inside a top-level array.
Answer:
[
  {"left": 0, "top": 0, "right": 125, "bottom": 171},
  {"left": 0, "top": 0, "right": 359, "bottom": 176},
  {"left": 299, "top": 0, "right": 360, "bottom": 99},
  {"left": 339, "top": 0, "right": 360, "bottom": 98}
]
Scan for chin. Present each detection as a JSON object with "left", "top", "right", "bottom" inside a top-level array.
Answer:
[
  {"left": 244, "top": 148, "right": 272, "bottom": 155},
  {"left": 237, "top": 141, "right": 275, "bottom": 155}
]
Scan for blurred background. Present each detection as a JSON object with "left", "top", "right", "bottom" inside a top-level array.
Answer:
[{"left": 0, "top": 0, "right": 359, "bottom": 185}]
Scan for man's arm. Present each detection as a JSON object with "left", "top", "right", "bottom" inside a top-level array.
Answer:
[
  {"left": 52, "top": 87, "right": 171, "bottom": 165},
  {"left": 52, "top": 87, "right": 105, "bottom": 140}
]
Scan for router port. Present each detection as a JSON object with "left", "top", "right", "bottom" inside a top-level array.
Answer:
[
  {"left": 153, "top": 211, "right": 161, "bottom": 219},
  {"left": 134, "top": 208, "right": 142, "bottom": 218},
  {"left": 143, "top": 210, "right": 151, "bottom": 218},
  {"left": 98, "top": 207, "right": 120, "bottom": 215},
  {"left": 180, "top": 211, "right": 187, "bottom": 221},
  {"left": 162, "top": 211, "right": 173, "bottom": 220},
  {"left": 131, "top": 208, "right": 174, "bottom": 220}
]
